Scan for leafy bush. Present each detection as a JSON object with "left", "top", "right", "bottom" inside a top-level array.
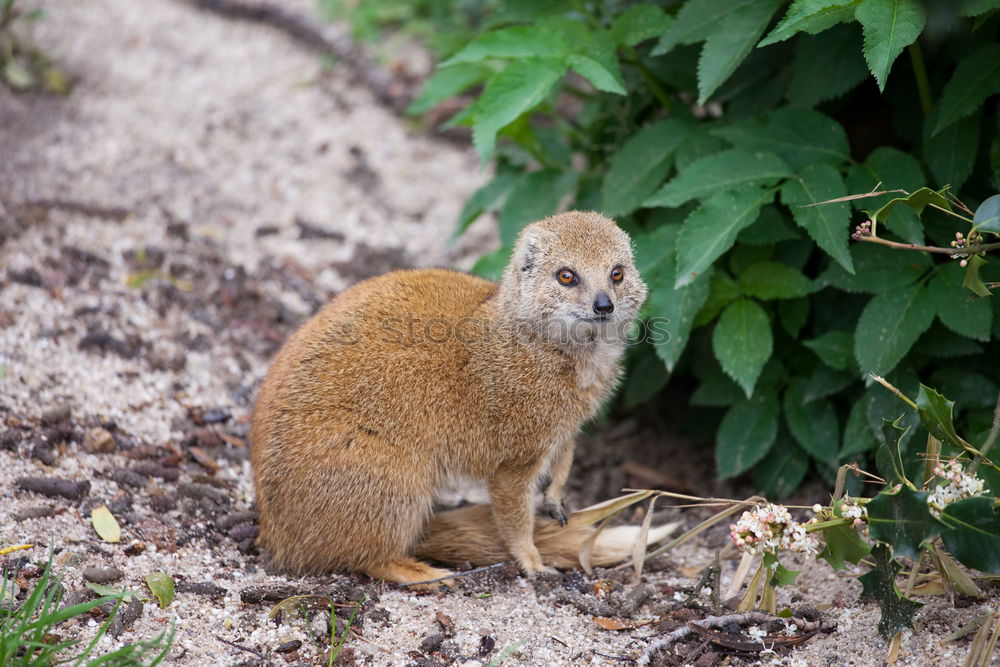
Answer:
[{"left": 403, "top": 0, "right": 1000, "bottom": 494}]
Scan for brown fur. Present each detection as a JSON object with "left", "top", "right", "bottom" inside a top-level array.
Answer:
[{"left": 249, "top": 211, "right": 648, "bottom": 586}]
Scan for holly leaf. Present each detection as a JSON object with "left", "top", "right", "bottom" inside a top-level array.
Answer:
[
  {"left": 933, "top": 44, "right": 1000, "bottom": 135},
  {"left": 602, "top": 118, "right": 690, "bottom": 216},
  {"left": 963, "top": 255, "right": 992, "bottom": 297},
  {"left": 782, "top": 163, "right": 854, "bottom": 273},
  {"left": 939, "top": 497, "right": 1000, "bottom": 574},
  {"left": 644, "top": 149, "right": 790, "bottom": 208},
  {"left": 867, "top": 486, "right": 941, "bottom": 560},
  {"left": 145, "top": 572, "right": 175, "bottom": 609},
  {"left": 929, "top": 262, "right": 993, "bottom": 341},
  {"left": 713, "top": 298, "right": 774, "bottom": 397},
  {"left": 819, "top": 523, "right": 872, "bottom": 570},
  {"left": 674, "top": 187, "right": 774, "bottom": 287},
  {"left": 716, "top": 393, "right": 780, "bottom": 478},
  {"left": 972, "top": 194, "right": 1000, "bottom": 236},
  {"left": 855, "top": 0, "right": 927, "bottom": 92},
  {"left": 758, "top": 0, "right": 860, "bottom": 46},
  {"left": 875, "top": 416, "right": 911, "bottom": 486},
  {"left": 763, "top": 551, "right": 800, "bottom": 587},
  {"left": 915, "top": 384, "right": 963, "bottom": 450},
  {"left": 867, "top": 186, "right": 951, "bottom": 230},
  {"left": 697, "top": 0, "right": 784, "bottom": 104},
  {"left": 858, "top": 543, "right": 923, "bottom": 639},
  {"left": 854, "top": 284, "right": 935, "bottom": 375}
]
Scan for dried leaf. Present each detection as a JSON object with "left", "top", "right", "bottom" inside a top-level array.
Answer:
[
  {"left": 91, "top": 505, "right": 121, "bottom": 543},
  {"left": 594, "top": 617, "right": 634, "bottom": 631},
  {"left": 145, "top": 572, "right": 175, "bottom": 609},
  {"left": 189, "top": 446, "right": 220, "bottom": 474},
  {"left": 632, "top": 495, "right": 658, "bottom": 582}
]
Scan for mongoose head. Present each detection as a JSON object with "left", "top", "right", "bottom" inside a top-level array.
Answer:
[{"left": 500, "top": 211, "right": 648, "bottom": 346}]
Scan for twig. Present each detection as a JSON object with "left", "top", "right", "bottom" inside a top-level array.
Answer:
[
  {"left": 636, "top": 612, "right": 833, "bottom": 665},
  {"left": 854, "top": 234, "right": 1000, "bottom": 256},
  {"left": 398, "top": 561, "right": 509, "bottom": 587},
  {"left": 215, "top": 635, "right": 269, "bottom": 662},
  {"left": 593, "top": 650, "right": 635, "bottom": 662}
]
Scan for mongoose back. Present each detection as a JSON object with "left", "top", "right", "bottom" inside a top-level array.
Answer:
[{"left": 249, "top": 211, "right": 648, "bottom": 586}]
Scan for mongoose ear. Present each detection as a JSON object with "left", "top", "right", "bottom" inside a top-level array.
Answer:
[{"left": 513, "top": 230, "right": 541, "bottom": 276}]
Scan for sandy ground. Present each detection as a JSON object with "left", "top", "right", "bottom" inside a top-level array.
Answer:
[{"left": 1, "top": 1, "right": 998, "bottom": 665}]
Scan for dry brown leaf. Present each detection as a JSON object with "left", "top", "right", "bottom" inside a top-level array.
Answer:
[{"left": 189, "top": 446, "right": 220, "bottom": 474}]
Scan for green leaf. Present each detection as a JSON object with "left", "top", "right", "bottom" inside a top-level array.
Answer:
[
  {"left": 777, "top": 297, "right": 810, "bottom": 337},
  {"left": 846, "top": 148, "right": 927, "bottom": 243},
  {"left": 963, "top": 254, "right": 993, "bottom": 297},
  {"left": 782, "top": 163, "right": 854, "bottom": 273},
  {"left": 716, "top": 392, "right": 780, "bottom": 478},
  {"left": 84, "top": 583, "right": 139, "bottom": 602},
  {"left": 855, "top": 0, "right": 927, "bottom": 92},
  {"left": 454, "top": 170, "right": 519, "bottom": 236},
  {"left": 803, "top": 363, "right": 855, "bottom": 402},
  {"left": 788, "top": 23, "right": 869, "bottom": 107},
  {"left": 441, "top": 24, "right": 572, "bottom": 66},
  {"left": 714, "top": 107, "right": 850, "bottom": 169},
  {"left": 408, "top": 63, "right": 492, "bottom": 116},
  {"left": 623, "top": 347, "right": 669, "bottom": 408},
  {"left": 928, "top": 369, "right": 999, "bottom": 411},
  {"left": 867, "top": 486, "right": 941, "bottom": 560},
  {"left": 875, "top": 415, "right": 911, "bottom": 486},
  {"left": 868, "top": 186, "right": 951, "bottom": 229},
  {"left": 753, "top": 435, "right": 809, "bottom": 497},
  {"left": 803, "top": 331, "right": 854, "bottom": 370},
  {"left": 472, "top": 58, "right": 566, "bottom": 161},
  {"left": 924, "top": 112, "right": 980, "bottom": 192},
  {"left": 784, "top": 381, "right": 839, "bottom": 466},
  {"left": 842, "top": 396, "right": 878, "bottom": 456},
  {"left": 915, "top": 384, "right": 963, "bottom": 450},
  {"left": 602, "top": 118, "right": 690, "bottom": 216},
  {"left": 645, "top": 150, "right": 790, "bottom": 208},
  {"left": 820, "top": 523, "right": 872, "bottom": 570},
  {"left": 854, "top": 284, "right": 935, "bottom": 375},
  {"left": 713, "top": 298, "right": 773, "bottom": 397},
  {"left": 498, "top": 170, "right": 578, "bottom": 245},
  {"left": 674, "top": 187, "right": 774, "bottom": 288},
  {"left": 145, "top": 572, "right": 175, "bottom": 609},
  {"left": 471, "top": 246, "right": 511, "bottom": 281},
  {"left": 933, "top": 44, "right": 1000, "bottom": 135},
  {"left": 763, "top": 551, "right": 801, "bottom": 587},
  {"left": 646, "top": 228, "right": 713, "bottom": 371},
  {"left": 697, "top": 0, "right": 784, "bottom": 104},
  {"left": 858, "top": 544, "right": 924, "bottom": 639},
  {"left": 611, "top": 3, "right": 673, "bottom": 47},
  {"left": 819, "top": 242, "right": 931, "bottom": 294},
  {"left": 929, "top": 262, "right": 993, "bottom": 341},
  {"left": 674, "top": 128, "right": 729, "bottom": 171},
  {"left": 940, "top": 497, "right": 1000, "bottom": 574},
  {"left": 758, "top": 0, "right": 861, "bottom": 46},
  {"left": 568, "top": 30, "right": 626, "bottom": 95},
  {"left": 737, "top": 205, "right": 802, "bottom": 245},
  {"left": 739, "top": 261, "right": 815, "bottom": 299},
  {"left": 972, "top": 194, "right": 1000, "bottom": 236},
  {"left": 653, "top": 0, "right": 760, "bottom": 55},
  {"left": 693, "top": 274, "right": 741, "bottom": 327},
  {"left": 959, "top": 0, "right": 1000, "bottom": 15}
]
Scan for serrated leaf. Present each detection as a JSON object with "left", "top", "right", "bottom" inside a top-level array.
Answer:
[
  {"left": 602, "top": 119, "right": 690, "bottom": 216},
  {"left": 777, "top": 297, "right": 810, "bottom": 337},
  {"left": 611, "top": 3, "right": 673, "bottom": 46},
  {"left": 674, "top": 187, "right": 774, "bottom": 288},
  {"left": 959, "top": 0, "right": 1000, "bottom": 15},
  {"left": 408, "top": 63, "right": 492, "bottom": 116},
  {"left": 972, "top": 194, "right": 1000, "bottom": 235},
  {"left": 623, "top": 346, "right": 669, "bottom": 408},
  {"left": 472, "top": 58, "right": 566, "bottom": 161},
  {"left": 858, "top": 544, "right": 924, "bottom": 639},
  {"left": 91, "top": 505, "right": 121, "bottom": 543},
  {"left": 691, "top": 361, "right": 745, "bottom": 407},
  {"left": 933, "top": 44, "right": 1000, "bottom": 135},
  {"left": 788, "top": 23, "right": 869, "bottom": 107},
  {"left": 846, "top": 147, "right": 926, "bottom": 243},
  {"left": 924, "top": 111, "right": 980, "bottom": 192},
  {"left": 753, "top": 435, "right": 809, "bottom": 497},
  {"left": 804, "top": 331, "right": 854, "bottom": 370},
  {"left": 145, "top": 572, "right": 175, "bottom": 609},
  {"left": 568, "top": 30, "right": 626, "bottom": 95},
  {"left": 645, "top": 149, "right": 790, "bottom": 208},
  {"left": 915, "top": 384, "right": 963, "bottom": 450},
  {"left": 714, "top": 107, "right": 850, "bottom": 170},
  {"left": 441, "top": 24, "right": 571, "bottom": 66},
  {"left": 653, "top": 0, "right": 760, "bottom": 55},
  {"left": 782, "top": 163, "right": 854, "bottom": 273},
  {"left": 854, "top": 284, "right": 935, "bottom": 375},
  {"left": 784, "top": 381, "right": 839, "bottom": 466},
  {"left": 716, "top": 392, "right": 780, "bottom": 478},
  {"left": 471, "top": 246, "right": 510, "bottom": 281},
  {"left": 939, "top": 497, "right": 1000, "bottom": 574},
  {"left": 739, "top": 261, "right": 815, "bottom": 300},
  {"left": 803, "top": 363, "right": 854, "bottom": 402},
  {"left": 819, "top": 242, "right": 930, "bottom": 294},
  {"left": 867, "top": 487, "right": 941, "bottom": 561},
  {"left": 855, "top": 0, "right": 927, "bottom": 92},
  {"left": 963, "top": 254, "right": 992, "bottom": 297},
  {"left": 820, "top": 523, "right": 872, "bottom": 570},
  {"left": 737, "top": 205, "right": 802, "bottom": 245},
  {"left": 758, "top": 0, "right": 861, "bottom": 46},
  {"left": 842, "top": 396, "right": 878, "bottom": 456},
  {"left": 454, "top": 170, "right": 519, "bottom": 237},
  {"left": 713, "top": 298, "right": 773, "bottom": 397},
  {"left": 697, "top": 0, "right": 784, "bottom": 104},
  {"left": 929, "top": 262, "right": 992, "bottom": 341},
  {"left": 763, "top": 551, "right": 801, "bottom": 587},
  {"left": 693, "top": 274, "right": 741, "bottom": 327},
  {"left": 497, "top": 170, "right": 578, "bottom": 245}
]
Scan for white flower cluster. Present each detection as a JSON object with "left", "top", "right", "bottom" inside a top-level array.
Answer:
[
  {"left": 729, "top": 503, "right": 819, "bottom": 555},
  {"left": 927, "top": 459, "right": 985, "bottom": 517},
  {"left": 840, "top": 496, "right": 867, "bottom": 526}
]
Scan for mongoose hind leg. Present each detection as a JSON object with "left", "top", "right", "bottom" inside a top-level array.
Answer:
[{"left": 365, "top": 556, "right": 456, "bottom": 591}]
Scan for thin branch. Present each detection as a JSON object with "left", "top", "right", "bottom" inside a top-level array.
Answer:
[
  {"left": 926, "top": 203, "right": 975, "bottom": 224},
  {"left": 854, "top": 235, "right": 1000, "bottom": 256}
]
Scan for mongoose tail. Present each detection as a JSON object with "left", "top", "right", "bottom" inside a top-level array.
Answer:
[{"left": 416, "top": 503, "right": 681, "bottom": 569}]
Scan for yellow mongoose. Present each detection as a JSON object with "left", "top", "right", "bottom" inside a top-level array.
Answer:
[{"left": 249, "top": 211, "right": 648, "bottom": 586}]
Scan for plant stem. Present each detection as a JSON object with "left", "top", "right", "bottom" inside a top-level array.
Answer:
[
  {"left": 908, "top": 43, "right": 933, "bottom": 118},
  {"left": 970, "top": 389, "right": 1000, "bottom": 474},
  {"left": 624, "top": 45, "right": 673, "bottom": 112},
  {"left": 927, "top": 203, "right": 975, "bottom": 224},
  {"left": 805, "top": 518, "right": 851, "bottom": 533},
  {"left": 903, "top": 551, "right": 923, "bottom": 598},
  {"left": 855, "top": 234, "right": 1000, "bottom": 256}
]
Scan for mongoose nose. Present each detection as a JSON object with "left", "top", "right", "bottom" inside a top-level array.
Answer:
[{"left": 593, "top": 292, "right": 614, "bottom": 315}]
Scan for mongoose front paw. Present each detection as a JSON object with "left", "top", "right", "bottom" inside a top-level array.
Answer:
[{"left": 541, "top": 499, "right": 568, "bottom": 526}]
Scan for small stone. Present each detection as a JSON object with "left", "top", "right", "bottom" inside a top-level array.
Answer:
[
  {"left": 419, "top": 633, "right": 444, "bottom": 654},
  {"left": 82, "top": 567, "right": 124, "bottom": 584},
  {"left": 148, "top": 492, "right": 176, "bottom": 513},
  {"left": 84, "top": 427, "right": 116, "bottom": 453},
  {"left": 275, "top": 639, "right": 301, "bottom": 654}
]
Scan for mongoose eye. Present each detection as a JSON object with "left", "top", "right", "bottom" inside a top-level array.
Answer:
[
  {"left": 611, "top": 266, "right": 624, "bottom": 282},
  {"left": 556, "top": 268, "right": 578, "bottom": 286}
]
